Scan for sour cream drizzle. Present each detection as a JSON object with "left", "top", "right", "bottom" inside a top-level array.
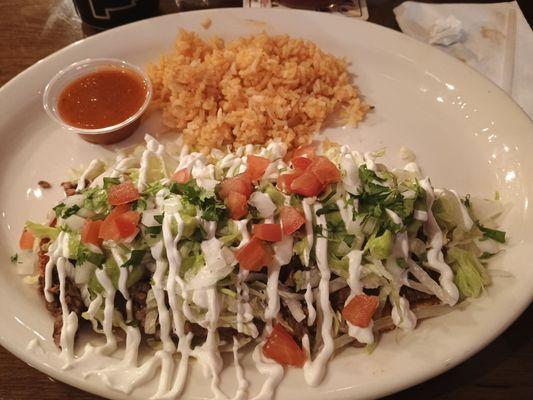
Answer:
[
  {"left": 40, "top": 138, "right": 465, "bottom": 400},
  {"left": 138, "top": 134, "right": 167, "bottom": 192},
  {"left": 77, "top": 159, "right": 106, "bottom": 191},
  {"left": 419, "top": 178, "right": 459, "bottom": 305},
  {"left": 302, "top": 202, "right": 334, "bottom": 386},
  {"left": 301, "top": 198, "right": 315, "bottom": 267},
  {"left": 233, "top": 219, "right": 256, "bottom": 337},
  {"left": 345, "top": 250, "right": 374, "bottom": 344},
  {"left": 56, "top": 257, "right": 78, "bottom": 366},
  {"left": 304, "top": 270, "right": 316, "bottom": 327},
  {"left": 385, "top": 213, "right": 417, "bottom": 331}
]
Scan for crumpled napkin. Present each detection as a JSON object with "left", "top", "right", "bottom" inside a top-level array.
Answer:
[{"left": 394, "top": 1, "right": 533, "bottom": 119}]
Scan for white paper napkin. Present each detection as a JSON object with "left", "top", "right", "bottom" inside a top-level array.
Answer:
[{"left": 394, "top": 1, "right": 533, "bottom": 119}]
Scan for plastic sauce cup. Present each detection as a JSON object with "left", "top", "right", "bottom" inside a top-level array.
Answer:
[{"left": 43, "top": 58, "right": 152, "bottom": 145}]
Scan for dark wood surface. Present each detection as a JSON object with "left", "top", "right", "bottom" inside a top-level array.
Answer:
[{"left": 0, "top": 1, "right": 531, "bottom": 399}]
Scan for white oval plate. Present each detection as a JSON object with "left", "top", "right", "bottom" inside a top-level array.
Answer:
[{"left": 0, "top": 8, "right": 531, "bottom": 400}]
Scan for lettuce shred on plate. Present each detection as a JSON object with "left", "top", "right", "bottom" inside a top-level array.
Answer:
[{"left": 16, "top": 135, "right": 507, "bottom": 398}]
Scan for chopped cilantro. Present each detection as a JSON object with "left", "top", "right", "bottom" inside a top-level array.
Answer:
[
  {"left": 145, "top": 225, "right": 162, "bottom": 235},
  {"left": 355, "top": 165, "right": 418, "bottom": 233},
  {"left": 53, "top": 203, "right": 66, "bottom": 218},
  {"left": 315, "top": 203, "right": 339, "bottom": 216},
  {"left": 63, "top": 204, "right": 80, "bottom": 218},
  {"left": 103, "top": 177, "right": 121, "bottom": 189},
  {"left": 479, "top": 251, "right": 502, "bottom": 260},
  {"left": 169, "top": 180, "right": 226, "bottom": 221},
  {"left": 52, "top": 201, "right": 81, "bottom": 219},
  {"left": 10, "top": 254, "right": 18, "bottom": 264},
  {"left": 77, "top": 244, "right": 105, "bottom": 268},
  {"left": 478, "top": 224, "right": 506, "bottom": 244},
  {"left": 142, "top": 181, "right": 166, "bottom": 197},
  {"left": 396, "top": 258, "right": 408, "bottom": 268},
  {"left": 132, "top": 198, "right": 147, "bottom": 212},
  {"left": 462, "top": 194, "right": 471, "bottom": 208},
  {"left": 120, "top": 249, "right": 146, "bottom": 268}
]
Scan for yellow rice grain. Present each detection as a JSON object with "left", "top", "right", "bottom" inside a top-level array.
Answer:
[{"left": 148, "top": 30, "right": 369, "bottom": 150}]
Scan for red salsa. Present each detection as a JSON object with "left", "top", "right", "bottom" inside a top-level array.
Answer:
[{"left": 57, "top": 67, "right": 147, "bottom": 129}]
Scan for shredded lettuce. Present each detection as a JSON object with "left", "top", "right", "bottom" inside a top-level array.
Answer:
[
  {"left": 433, "top": 190, "right": 470, "bottom": 231},
  {"left": 263, "top": 183, "right": 284, "bottom": 207},
  {"left": 293, "top": 237, "right": 308, "bottom": 266},
  {"left": 217, "top": 220, "right": 242, "bottom": 247},
  {"left": 366, "top": 230, "right": 393, "bottom": 260},
  {"left": 179, "top": 241, "right": 206, "bottom": 282},
  {"left": 83, "top": 187, "right": 110, "bottom": 215},
  {"left": 68, "top": 233, "right": 81, "bottom": 259},
  {"left": 447, "top": 247, "right": 490, "bottom": 298},
  {"left": 25, "top": 221, "right": 59, "bottom": 240},
  {"left": 329, "top": 253, "right": 349, "bottom": 279}
]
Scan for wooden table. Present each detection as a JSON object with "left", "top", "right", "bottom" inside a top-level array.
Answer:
[{"left": 0, "top": 1, "right": 531, "bottom": 399}]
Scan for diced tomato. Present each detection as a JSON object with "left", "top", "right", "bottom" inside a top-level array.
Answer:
[
  {"left": 107, "top": 181, "right": 140, "bottom": 206},
  {"left": 114, "top": 211, "right": 141, "bottom": 239},
  {"left": 218, "top": 174, "right": 253, "bottom": 200},
  {"left": 98, "top": 218, "right": 120, "bottom": 241},
  {"left": 247, "top": 155, "right": 270, "bottom": 181},
  {"left": 263, "top": 323, "right": 306, "bottom": 368},
  {"left": 19, "top": 229, "right": 35, "bottom": 250},
  {"left": 252, "top": 223, "right": 282, "bottom": 242},
  {"left": 227, "top": 191, "right": 248, "bottom": 220},
  {"left": 293, "top": 144, "right": 317, "bottom": 160},
  {"left": 110, "top": 203, "right": 131, "bottom": 215},
  {"left": 235, "top": 237, "right": 270, "bottom": 271},
  {"left": 309, "top": 156, "right": 341, "bottom": 185},
  {"left": 99, "top": 204, "right": 135, "bottom": 241},
  {"left": 171, "top": 168, "right": 191, "bottom": 184},
  {"left": 291, "top": 156, "right": 312, "bottom": 171},
  {"left": 342, "top": 294, "right": 379, "bottom": 328},
  {"left": 81, "top": 219, "right": 103, "bottom": 247},
  {"left": 290, "top": 171, "right": 324, "bottom": 197},
  {"left": 280, "top": 206, "right": 306, "bottom": 235},
  {"left": 276, "top": 170, "right": 303, "bottom": 194}
]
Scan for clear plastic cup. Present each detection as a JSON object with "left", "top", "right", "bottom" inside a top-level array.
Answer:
[{"left": 43, "top": 58, "right": 152, "bottom": 145}]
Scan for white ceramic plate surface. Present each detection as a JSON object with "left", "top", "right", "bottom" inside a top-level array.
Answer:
[{"left": 0, "top": 8, "right": 532, "bottom": 400}]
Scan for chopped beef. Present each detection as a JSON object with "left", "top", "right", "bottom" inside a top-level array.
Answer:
[
  {"left": 130, "top": 279, "right": 151, "bottom": 333},
  {"left": 330, "top": 286, "right": 350, "bottom": 312},
  {"left": 37, "top": 180, "right": 52, "bottom": 189},
  {"left": 280, "top": 303, "right": 308, "bottom": 343},
  {"left": 60, "top": 181, "right": 77, "bottom": 196},
  {"left": 401, "top": 285, "right": 439, "bottom": 307},
  {"left": 37, "top": 239, "right": 83, "bottom": 346}
]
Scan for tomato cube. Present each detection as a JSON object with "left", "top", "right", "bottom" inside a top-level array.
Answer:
[
  {"left": 81, "top": 219, "right": 103, "bottom": 248},
  {"left": 171, "top": 168, "right": 191, "bottom": 184},
  {"left": 277, "top": 170, "right": 303, "bottom": 194},
  {"left": 263, "top": 323, "right": 306, "bottom": 368},
  {"left": 252, "top": 223, "right": 282, "bottom": 242},
  {"left": 235, "top": 237, "right": 270, "bottom": 271},
  {"left": 99, "top": 204, "right": 137, "bottom": 241},
  {"left": 309, "top": 156, "right": 341, "bottom": 185},
  {"left": 280, "top": 206, "right": 306, "bottom": 235},
  {"left": 219, "top": 174, "right": 253, "bottom": 200},
  {"left": 227, "top": 191, "right": 248, "bottom": 220},
  {"left": 19, "top": 229, "right": 35, "bottom": 250},
  {"left": 247, "top": 155, "right": 270, "bottom": 181},
  {"left": 290, "top": 171, "right": 324, "bottom": 197},
  {"left": 291, "top": 156, "right": 312, "bottom": 171},
  {"left": 107, "top": 181, "right": 140, "bottom": 206},
  {"left": 342, "top": 294, "right": 379, "bottom": 328}
]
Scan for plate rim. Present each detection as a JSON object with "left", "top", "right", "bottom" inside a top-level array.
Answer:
[{"left": 0, "top": 7, "right": 532, "bottom": 400}]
